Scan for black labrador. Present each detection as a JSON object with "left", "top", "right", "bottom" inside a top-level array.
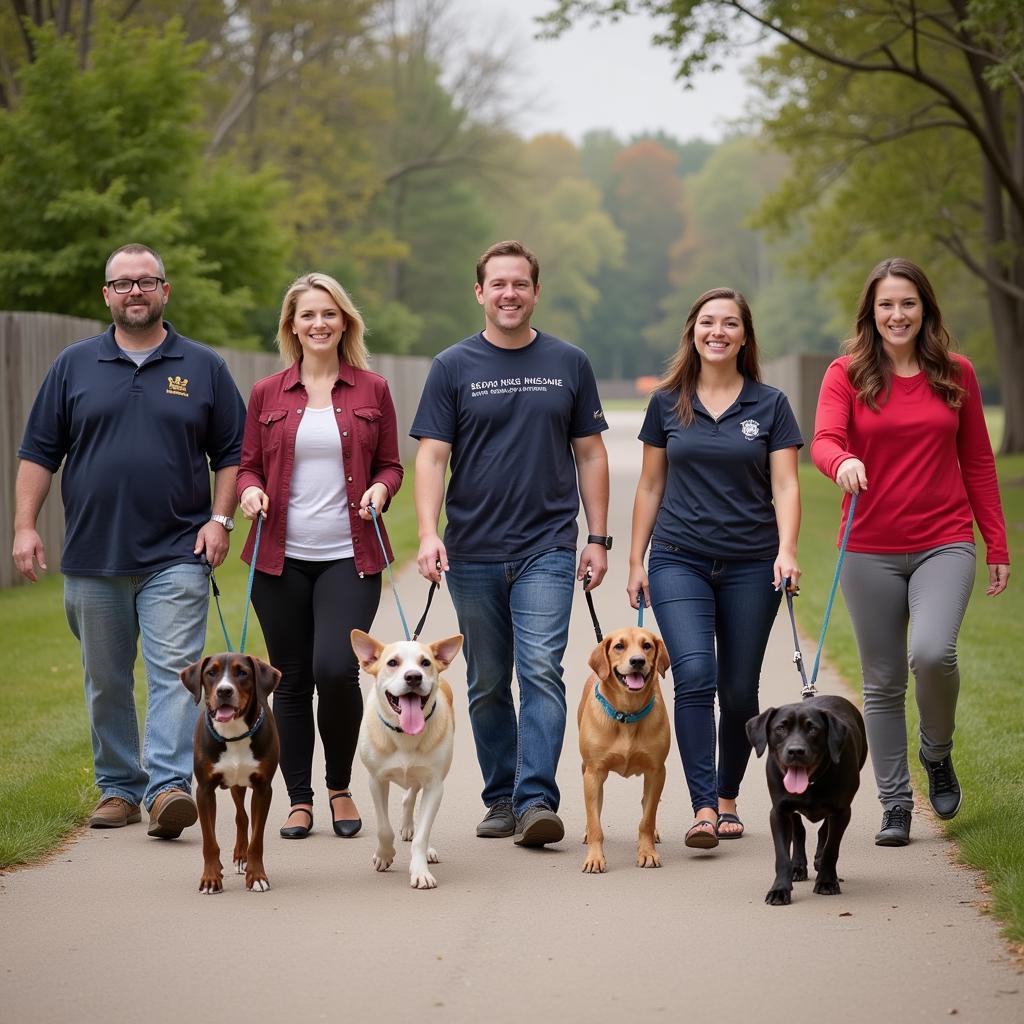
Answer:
[{"left": 746, "top": 695, "right": 867, "bottom": 906}]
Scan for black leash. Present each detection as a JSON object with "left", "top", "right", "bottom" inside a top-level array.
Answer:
[
  {"left": 582, "top": 570, "right": 646, "bottom": 645},
  {"left": 412, "top": 578, "right": 439, "bottom": 641}
]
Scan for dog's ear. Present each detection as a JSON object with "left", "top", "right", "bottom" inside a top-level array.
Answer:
[
  {"left": 430, "top": 634, "right": 463, "bottom": 668},
  {"left": 588, "top": 638, "right": 612, "bottom": 680},
  {"left": 180, "top": 657, "right": 208, "bottom": 705},
  {"left": 825, "top": 712, "right": 849, "bottom": 764},
  {"left": 249, "top": 655, "right": 281, "bottom": 699},
  {"left": 653, "top": 636, "right": 670, "bottom": 677},
  {"left": 746, "top": 707, "right": 776, "bottom": 758},
  {"left": 351, "top": 630, "right": 384, "bottom": 669}
]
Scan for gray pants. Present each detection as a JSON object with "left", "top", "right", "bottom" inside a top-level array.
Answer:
[{"left": 840, "top": 543, "right": 976, "bottom": 811}]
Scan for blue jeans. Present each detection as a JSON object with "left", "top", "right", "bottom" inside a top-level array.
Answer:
[
  {"left": 64, "top": 562, "right": 209, "bottom": 809},
  {"left": 648, "top": 543, "right": 781, "bottom": 814},
  {"left": 446, "top": 549, "right": 575, "bottom": 817}
]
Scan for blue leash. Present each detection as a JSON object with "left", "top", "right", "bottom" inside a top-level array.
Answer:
[
  {"left": 786, "top": 492, "right": 858, "bottom": 697},
  {"left": 368, "top": 503, "right": 411, "bottom": 641},
  {"left": 205, "top": 514, "right": 262, "bottom": 653}
]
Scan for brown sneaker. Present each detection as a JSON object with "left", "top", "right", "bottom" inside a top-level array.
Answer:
[
  {"left": 89, "top": 797, "right": 142, "bottom": 829},
  {"left": 147, "top": 789, "right": 198, "bottom": 839}
]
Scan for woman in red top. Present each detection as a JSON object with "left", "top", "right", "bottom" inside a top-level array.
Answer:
[
  {"left": 812, "top": 258, "right": 1009, "bottom": 847},
  {"left": 237, "top": 273, "right": 403, "bottom": 839}
]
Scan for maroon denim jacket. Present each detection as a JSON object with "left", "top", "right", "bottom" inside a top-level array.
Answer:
[{"left": 236, "top": 360, "right": 404, "bottom": 576}]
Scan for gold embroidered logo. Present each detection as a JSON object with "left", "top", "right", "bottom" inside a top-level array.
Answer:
[{"left": 166, "top": 375, "right": 189, "bottom": 398}]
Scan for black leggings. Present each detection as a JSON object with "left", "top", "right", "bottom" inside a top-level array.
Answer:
[{"left": 251, "top": 557, "right": 381, "bottom": 807}]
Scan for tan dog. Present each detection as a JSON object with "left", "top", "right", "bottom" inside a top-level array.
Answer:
[
  {"left": 352, "top": 630, "right": 462, "bottom": 890},
  {"left": 577, "top": 627, "right": 671, "bottom": 873}
]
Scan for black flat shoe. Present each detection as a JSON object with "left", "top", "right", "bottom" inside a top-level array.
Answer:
[
  {"left": 330, "top": 791, "right": 362, "bottom": 838},
  {"left": 279, "top": 806, "right": 313, "bottom": 839}
]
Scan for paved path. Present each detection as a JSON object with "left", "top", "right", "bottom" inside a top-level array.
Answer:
[{"left": 2, "top": 411, "right": 1020, "bottom": 1023}]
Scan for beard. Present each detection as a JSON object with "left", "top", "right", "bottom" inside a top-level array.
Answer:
[{"left": 112, "top": 299, "right": 164, "bottom": 332}]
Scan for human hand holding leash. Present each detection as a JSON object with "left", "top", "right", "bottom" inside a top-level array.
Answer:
[
  {"left": 239, "top": 486, "right": 268, "bottom": 520},
  {"left": 835, "top": 457, "right": 867, "bottom": 494},
  {"left": 626, "top": 564, "right": 650, "bottom": 611},
  {"left": 358, "top": 483, "right": 389, "bottom": 521},
  {"left": 578, "top": 544, "right": 607, "bottom": 590},
  {"left": 194, "top": 520, "right": 230, "bottom": 569},
  {"left": 417, "top": 534, "right": 447, "bottom": 584},
  {"left": 774, "top": 547, "right": 801, "bottom": 594}
]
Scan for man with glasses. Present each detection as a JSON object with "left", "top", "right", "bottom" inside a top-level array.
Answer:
[{"left": 12, "top": 243, "right": 246, "bottom": 838}]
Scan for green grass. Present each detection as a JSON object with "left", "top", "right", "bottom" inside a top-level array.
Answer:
[
  {"left": 0, "top": 471, "right": 420, "bottom": 868},
  {"left": 795, "top": 454, "right": 1024, "bottom": 942}
]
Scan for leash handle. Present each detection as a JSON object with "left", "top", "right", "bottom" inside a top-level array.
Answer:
[
  {"left": 637, "top": 597, "right": 645, "bottom": 629},
  {"left": 583, "top": 569, "right": 603, "bottom": 643},
  {"left": 412, "top": 571, "right": 440, "bottom": 641},
  {"left": 783, "top": 582, "right": 813, "bottom": 697},
  {"left": 203, "top": 555, "right": 234, "bottom": 652},
  {"left": 368, "top": 503, "right": 411, "bottom": 641},
  {"left": 238, "top": 515, "right": 262, "bottom": 653}
]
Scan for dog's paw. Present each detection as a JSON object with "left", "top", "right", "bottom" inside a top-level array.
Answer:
[
  {"left": 372, "top": 847, "right": 395, "bottom": 872},
  {"left": 792, "top": 864, "right": 808, "bottom": 882},
  {"left": 636, "top": 849, "right": 661, "bottom": 868},
  {"left": 400, "top": 824, "right": 415, "bottom": 841},
  {"left": 410, "top": 869, "right": 437, "bottom": 889},
  {"left": 582, "top": 853, "right": 607, "bottom": 873},
  {"left": 199, "top": 874, "right": 224, "bottom": 895},
  {"left": 765, "top": 887, "right": 792, "bottom": 906},
  {"left": 234, "top": 857, "right": 247, "bottom": 875},
  {"left": 813, "top": 877, "right": 842, "bottom": 896},
  {"left": 426, "top": 846, "right": 439, "bottom": 863},
  {"left": 247, "top": 875, "right": 271, "bottom": 893}
]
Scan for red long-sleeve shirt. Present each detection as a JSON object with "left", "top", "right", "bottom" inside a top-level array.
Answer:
[{"left": 811, "top": 355, "right": 1009, "bottom": 564}]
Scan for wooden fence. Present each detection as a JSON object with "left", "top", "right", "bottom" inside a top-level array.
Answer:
[{"left": 0, "top": 312, "right": 429, "bottom": 589}]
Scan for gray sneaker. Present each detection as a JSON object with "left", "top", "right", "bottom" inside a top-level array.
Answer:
[
  {"left": 476, "top": 802, "right": 515, "bottom": 838},
  {"left": 513, "top": 805, "right": 564, "bottom": 847},
  {"left": 919, "top": 749, "right": 962, "bottom": 820},
  {"left": 875, "top": 806, "right": 912, "bottom": 847}
]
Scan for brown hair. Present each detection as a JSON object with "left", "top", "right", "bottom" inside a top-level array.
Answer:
[
  {"left": 104, "top": 243, "right": 165, "bottom": 280},
  {"left": 844, "top": 257, "right": 964, "bottom": 410},
  {"left": 659, "top": 287, "right": 762, "bottom": 425},
  {"left": 276, "top": 272, "right": 369, "bottom": 370},
  {"left": 475, "top": 240, "right": 540, "bottom": 288}
]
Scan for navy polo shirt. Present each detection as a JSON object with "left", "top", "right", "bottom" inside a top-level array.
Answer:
[
  {"left": 411, "top": 330, "right": 607, "bottom": 560},
  {"left": 639, "top": 379, "right": 803, "bottom": 560},
  {"left": 18, "top": 323, "right": 246, "bottom": 576}
]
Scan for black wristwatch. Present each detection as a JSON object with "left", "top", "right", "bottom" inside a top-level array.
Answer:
[{"left": 587, "top": 534, "right": 613, "bottom": 550}]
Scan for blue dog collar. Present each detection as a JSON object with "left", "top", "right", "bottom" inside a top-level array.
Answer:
[
  {"left": 205, "top": 706, "right": 264, "bottom": 743},
  {"left": 594, "top": 684, "right": 655, "bottom": 724}
]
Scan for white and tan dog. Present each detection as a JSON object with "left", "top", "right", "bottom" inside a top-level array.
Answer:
[{"left": 352, "top": 630, "right": 462, "bottom": 890}]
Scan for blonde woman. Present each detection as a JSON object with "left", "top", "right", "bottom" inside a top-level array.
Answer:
[{"left": 237, "top": 273, "right": 403, "bottom": 839}]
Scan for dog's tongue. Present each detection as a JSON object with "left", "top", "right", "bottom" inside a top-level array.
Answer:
[
  {"left": 624, "top": 673, "right": 645, "bottom": 691},
  {"left": 215, "top": 705, "right": 236, "bottom": 723},
  {"left": 784, "top": 767, "right": 810, "bottom": 794},
  {"left": 399, "top": 694, "right": 425, "bottom": 735}
]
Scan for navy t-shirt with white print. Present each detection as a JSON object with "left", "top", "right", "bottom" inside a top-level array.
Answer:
[
  {"left": 639, "top": 378, "right": 803, "bottom": 560},
  {"left": 411, "top": 330, "right": 607, "bottom": 561}
]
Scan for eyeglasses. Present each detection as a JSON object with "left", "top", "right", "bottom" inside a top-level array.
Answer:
[{"left": 105, "top": 277, "right": 165, "bottom": 294}]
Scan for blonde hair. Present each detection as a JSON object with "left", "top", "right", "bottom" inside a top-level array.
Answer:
[{"left": 276, "top": 272, "right": 369, "bottom": 369}]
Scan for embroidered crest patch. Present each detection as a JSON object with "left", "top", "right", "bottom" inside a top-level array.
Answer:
[{"left": 740, "top": 418, "right": 760, "bottom": 440}]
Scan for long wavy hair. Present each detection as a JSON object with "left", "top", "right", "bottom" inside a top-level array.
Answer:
[
  {"left": 276, "top": 272, "right": 369, "bottom": 370},
  {"left": 844, "top": 258, "right": 964, "bottom": 410},
  {"left": 659, "top": 287, "right": 762, "bottom": 425}
]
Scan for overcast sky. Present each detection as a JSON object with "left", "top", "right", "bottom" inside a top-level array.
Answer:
[{"left": 452, "top": 0, "right": 758, "bottom": 143}]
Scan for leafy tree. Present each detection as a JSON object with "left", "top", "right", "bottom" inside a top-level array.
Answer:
[
  {"left": 547, "top": 0, "right": 1024, "bottom": 452},
  {"left": 0, "top": 21, "right": 288, "bottom": 347}
]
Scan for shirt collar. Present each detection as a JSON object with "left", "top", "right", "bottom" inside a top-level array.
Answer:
[
  {"left": 282, "top": 358, "right": 356, "bottom": 391},
  {"left": 97, "top": 322, "right": 183, "bottom": 361}
]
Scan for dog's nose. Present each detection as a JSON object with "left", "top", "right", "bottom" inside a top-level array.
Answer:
[
  {"left": 629, "top": 656, "right": 646, "bottom": 670},
  {"left": 404, "top": 670, "right": 422, "bottom": 685},
  {"left": 215, "top": 684, "right": 234, "bottom": 701},
  {"left": 786, "top": 743, "right": 807, "bottom": 760}
]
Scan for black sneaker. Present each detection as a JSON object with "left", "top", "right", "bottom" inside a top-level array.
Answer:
[
  {"left": 875, "top": 806, "right": 912, "bottom": 847},
  {"left": 476, "top": 801, "right": 515, "bottom": 838},
  {"left": 513, "top": 804, "right": 564, "bottom": 847},
  {"left": 919, "top": 749, "right": 962, "bottom": 820}
]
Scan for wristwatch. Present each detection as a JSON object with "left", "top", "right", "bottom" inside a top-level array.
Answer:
[
  {"left": 587, "top": 534, "right": 613, "bottom": 550},
  {"left": 210, "top": 514, "right": 235, "bottom": 532}
]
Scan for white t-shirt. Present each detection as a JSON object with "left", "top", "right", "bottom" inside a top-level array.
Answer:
[{"left": 284, "top": 406, "right": 354, "bottom": 561}]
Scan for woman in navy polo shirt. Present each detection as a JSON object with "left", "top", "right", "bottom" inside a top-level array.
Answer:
[
  {"left": 237, "top": 273, "right": 403, "bottom": 840},
  {"left": 627, "top": 287, "right": 803, "bottom": 849}
]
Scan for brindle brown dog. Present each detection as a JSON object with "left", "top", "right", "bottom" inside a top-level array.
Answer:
[
  {"left": 181, "top": 653, "right": 281, "bottom": 894},
  {"left": 578, "top": 627, "right": 671, "bottom": 873},
  {"left": 746, "top": 694, "right": 867, "bottom": 906}
]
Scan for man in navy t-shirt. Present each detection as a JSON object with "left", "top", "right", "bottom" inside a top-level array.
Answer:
[
  {"left": 13, "top": 243, "right": 246, "bottom": 839},
  {"left": 411, "top": 240, "right": 610, "bottom": 847}
]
